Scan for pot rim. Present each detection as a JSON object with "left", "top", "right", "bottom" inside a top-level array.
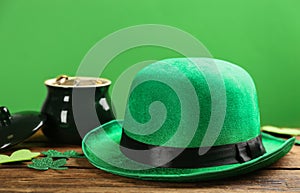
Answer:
[{"left": 44, "top": 76, "right": 111, "bottom": 88}]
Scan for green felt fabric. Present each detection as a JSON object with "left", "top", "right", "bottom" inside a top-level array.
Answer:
[
  {"left": 82, "top": 120, "right": 295, "bottom": 182},
  {"left": 82, "top": 58, "right": 295, "bottom": 181},
  {"left": 123, "top": 58, "right": 260, "bottom": 147}
]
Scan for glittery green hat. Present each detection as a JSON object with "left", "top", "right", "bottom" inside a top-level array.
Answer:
[{"left": 82, "top": 58, "right": 294, "bottom": 181}]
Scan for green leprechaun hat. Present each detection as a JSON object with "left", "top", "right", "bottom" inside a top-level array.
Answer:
[{"left": 82, "top": 58, "right": 295, "bottom": 182}]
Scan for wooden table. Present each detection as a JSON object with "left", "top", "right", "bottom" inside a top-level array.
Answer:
[{"left": 1, "top": 131, "right": 299, "bottom": 193}]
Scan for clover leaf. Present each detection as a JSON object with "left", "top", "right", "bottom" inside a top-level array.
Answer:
[
  {"left": 41, "top": 150, "right": 85, "bottom": 158},
  {"left": 27, "top": 157, "right": 68, "bottom": 170},
  {"left": 0, "top": 149, "right": 40, "bottom": 164},
  {"left": 262, "top": 126, "right": 300, "bottom": 136},
  {"left": 63, "top": 150, "right": 85, "bottom": 158},
  {"left": 50, "top": 159, "right": 68, "bottom": 170},
  {"left": 41, "top": 150, "right": 65, "bottom": 158}
]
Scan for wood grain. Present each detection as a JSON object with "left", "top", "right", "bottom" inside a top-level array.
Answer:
[
  {"left": 0, "top": 131, "right": 299, "bottom": 192},
  {"left": 0, "top": 169, "right": 299, "bottom": 192}
]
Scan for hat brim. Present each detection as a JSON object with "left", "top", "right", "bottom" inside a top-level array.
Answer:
[{"left": 82, "top": 120, "right": 295, "bottom": 182}]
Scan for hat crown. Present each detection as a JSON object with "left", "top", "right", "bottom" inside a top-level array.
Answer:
[{"left": 123, "top": 58, "right": 260, "bottom": 148}]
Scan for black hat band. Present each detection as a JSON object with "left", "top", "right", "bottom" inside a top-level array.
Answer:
[{"left": 120, "top": 131, "right": 266, "bottom": 169}]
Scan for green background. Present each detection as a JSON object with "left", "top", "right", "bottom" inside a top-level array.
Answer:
[{"left": 0, "top": 0, "right": 299, "bottom": 127}]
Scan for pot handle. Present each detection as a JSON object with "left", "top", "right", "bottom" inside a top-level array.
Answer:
[
  {"left": 56, "top": 75, "right": 69, "bottom": 85},
  {"left": 0, "top": 106, "right": 11, "bottom": 127}
]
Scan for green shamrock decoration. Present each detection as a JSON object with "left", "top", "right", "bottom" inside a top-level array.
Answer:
[
  {"left": 41, "top": 150, "right": 85, "bottom": 158},
  {"left": 262, "top": 126, "right": 300, "bottom": 145},
  {"left": 63, "top": 150, "right": 86, "bottom": 158},
  {"left": 262, "top": 126, "right": 300, "bottom": 136},
  {"left": 27, "top": 157, "right": 68, "bottom": 170},
  {"left": 0, "top": 149, "right": 40, "bottom": 164}
]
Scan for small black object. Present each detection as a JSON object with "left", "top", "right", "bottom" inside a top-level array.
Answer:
[
  {"left": 41, "top": 76, "right": 115, "bottom": 144},
  {"left": 0, "top": 106, "right": 46, "bottom": 151}
]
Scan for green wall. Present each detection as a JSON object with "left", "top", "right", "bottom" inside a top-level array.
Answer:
[{"left": 0, "top": 0, "right": 299, "bottom": 127}]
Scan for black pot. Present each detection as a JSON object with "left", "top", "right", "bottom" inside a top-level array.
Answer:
[{"left": 41, "top": 75, "right": 115, "bottom": 144}]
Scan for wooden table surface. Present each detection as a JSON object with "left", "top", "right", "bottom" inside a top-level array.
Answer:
[{"left": 0, "top": 131, "right": 299, "bottom": 193}]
